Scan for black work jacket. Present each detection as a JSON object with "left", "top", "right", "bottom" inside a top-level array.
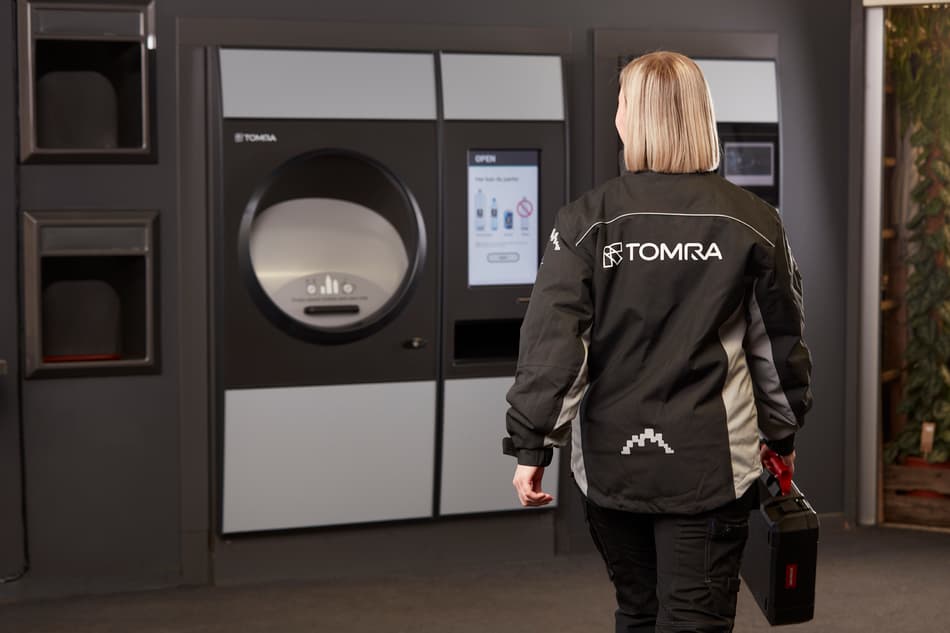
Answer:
[{"left": 503, "top": 171, "right": 812, "bottom": 514}]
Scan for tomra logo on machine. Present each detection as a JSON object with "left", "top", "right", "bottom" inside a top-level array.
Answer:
[
  {"left": 234, "top": 132, "right": 278, "bottom": 143},
  {"left": 621, "top": 428, "right": 675, "bottom": 455},
  {"left": 603, "top": 241, "right": 723, "bottom": 268}
]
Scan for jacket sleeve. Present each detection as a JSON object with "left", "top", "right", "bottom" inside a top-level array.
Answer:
[
  {"left": 744, "top": 223, "right": 813, "bottom": 456},
  {"left": 503, "top": 209, "right": 594, "bottom": 467}
]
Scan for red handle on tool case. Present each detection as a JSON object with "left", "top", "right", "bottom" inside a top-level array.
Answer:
[{"left": 763, "top": 449, "right": 793, "bottom": 496}]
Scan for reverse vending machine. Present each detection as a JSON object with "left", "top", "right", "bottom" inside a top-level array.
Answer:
[
  {"left": 211, "top": 49, "right": 439, "bottom": 533},
  {"left": 438, "top": 53, "right": 568, "bottom": 515},
  {"left": 696, "top": 59, "right": 780, "bottom": 206}
]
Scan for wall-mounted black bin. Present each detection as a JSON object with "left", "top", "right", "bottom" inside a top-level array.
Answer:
[
  {"left": 22, "top": 210, "right": 158, "bottom": 378},
  {"left": 17, "top": 1, "right": 155, "bottom": 162}
]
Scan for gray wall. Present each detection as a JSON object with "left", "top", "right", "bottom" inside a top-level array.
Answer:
[{"left": 0, "top": 0, "right": 852, "bottom": 601}]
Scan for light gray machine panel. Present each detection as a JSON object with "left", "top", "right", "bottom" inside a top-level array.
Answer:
[
  {"left": 219, "top": 48, "right": 437, "bottom": 120},
  {"left": 440, "top": 53, "right": 564, "bottom": 121},
  {"left": 222, "top": 381, "right": 436, "bottom": 533},
  {"left": 695, "top": 59, "right": 778, "bottom": 123},
  {"left": 440, "top": 377, "right": 559, "bottom": 515}
]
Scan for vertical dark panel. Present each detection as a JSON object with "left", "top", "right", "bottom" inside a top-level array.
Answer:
[
  {"left": 177, "top": 45, "right": 212, "bottom": 586},
  {"left": 772, "top": 0, "right": 850, "bottom": 516},
  {"left": 0, "top": 0, "right": 27, "bottom": 583}
]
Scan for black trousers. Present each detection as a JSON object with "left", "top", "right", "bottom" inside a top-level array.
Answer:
[{"left": 584, "top": 488, "right": 755, "bottom": 633}]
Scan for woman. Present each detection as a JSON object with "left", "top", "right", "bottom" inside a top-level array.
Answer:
[{"left": 503, "top": 51, "right": 811, "bottom": 633}]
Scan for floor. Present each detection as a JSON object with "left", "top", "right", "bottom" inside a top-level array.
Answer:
[{"left": 1, "top": 521, "right": 948, "bottom": 633}]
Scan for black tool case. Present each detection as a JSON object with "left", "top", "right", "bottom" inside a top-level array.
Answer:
[{"left": 741, "top": 475, "right": 820, "bottom": 625}]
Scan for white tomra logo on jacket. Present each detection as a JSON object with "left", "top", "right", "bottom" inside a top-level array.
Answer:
[
  {"left": 602, "top": 241, "right": 723, "bottom": 268},
  {"left": 550, "top": 228, "right": 561, "bottom": 251}
]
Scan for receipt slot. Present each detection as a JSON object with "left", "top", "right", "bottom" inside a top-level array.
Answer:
[
  {"left": 211, "top": 49, "right": 439, "bottom": 533},
  {"left": 438, "top": 53, "right": 568, "bottom": 515}
]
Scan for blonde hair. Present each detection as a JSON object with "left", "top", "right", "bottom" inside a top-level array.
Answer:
[{"left": 618, "top": 51, "right": 720, "bottom": 174}]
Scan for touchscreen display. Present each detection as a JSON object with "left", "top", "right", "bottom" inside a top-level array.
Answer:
[
  {"left": 723, "top": 142, "right": 774, "bottom": 187},
  {"left": 467, "top": 150, "right": 540, "bottom": 286}
]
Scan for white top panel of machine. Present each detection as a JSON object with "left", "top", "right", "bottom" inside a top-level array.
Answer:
[
  {"left": 440, "top": 53, "right": 564, "bottom": 121},
  {"left": 695, "top": 59, "right": 778, "bottom": 123},
  {"left": 219, "top": 48, "right": 437, "bottom": 120}
]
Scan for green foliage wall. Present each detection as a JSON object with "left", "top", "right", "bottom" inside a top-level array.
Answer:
[{"left": 885, "top": 5, "right": 950, "bottom": 464}]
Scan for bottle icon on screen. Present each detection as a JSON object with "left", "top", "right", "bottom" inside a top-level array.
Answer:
[
  {"left": 504, "top": 210, "right": 514, "bottom": 230},
  {"left": 475, "top": 189, "right": 486, "bottom": 231},
  {"left": 490, "top": 197, "right": 498, "bottom": 230}
]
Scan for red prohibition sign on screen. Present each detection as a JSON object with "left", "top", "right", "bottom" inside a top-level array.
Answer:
[{"left": 516, "top": 197, "right": 534, "bottom": 218}]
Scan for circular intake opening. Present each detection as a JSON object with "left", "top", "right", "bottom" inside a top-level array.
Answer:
[{"left": 239, "top": 149, "right": 426, "bottom": 343}]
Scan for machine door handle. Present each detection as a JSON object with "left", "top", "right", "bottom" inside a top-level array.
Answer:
[
  {"left": 0, "top": 359, "right": 6, "bottom": 376},
  {"left": 403, "top": 337, "right": 428, "bottom": 350}
]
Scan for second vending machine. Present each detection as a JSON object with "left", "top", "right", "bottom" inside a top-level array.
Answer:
[{"left": 438, "top": 53, "right": 568, "bottom": 515}]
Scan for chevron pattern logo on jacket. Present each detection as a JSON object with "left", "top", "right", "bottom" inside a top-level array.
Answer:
[{"left": 621, "top": 428, "right": 675, "bottom": 455}]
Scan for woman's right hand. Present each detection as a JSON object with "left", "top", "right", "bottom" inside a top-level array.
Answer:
[
  {"left": 512, "top": 465, "right": 554, "bottom": 507},
  {"left": 760, "top": 443, "right": 796, "bottom": 477}
]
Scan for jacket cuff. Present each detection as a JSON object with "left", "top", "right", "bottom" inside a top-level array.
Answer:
[
  {"left": 502, "top": 438, "right": 554, "bottom": 467},
  {"left": 765, "top": 434, "right": 796, "bottom": 456}
]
